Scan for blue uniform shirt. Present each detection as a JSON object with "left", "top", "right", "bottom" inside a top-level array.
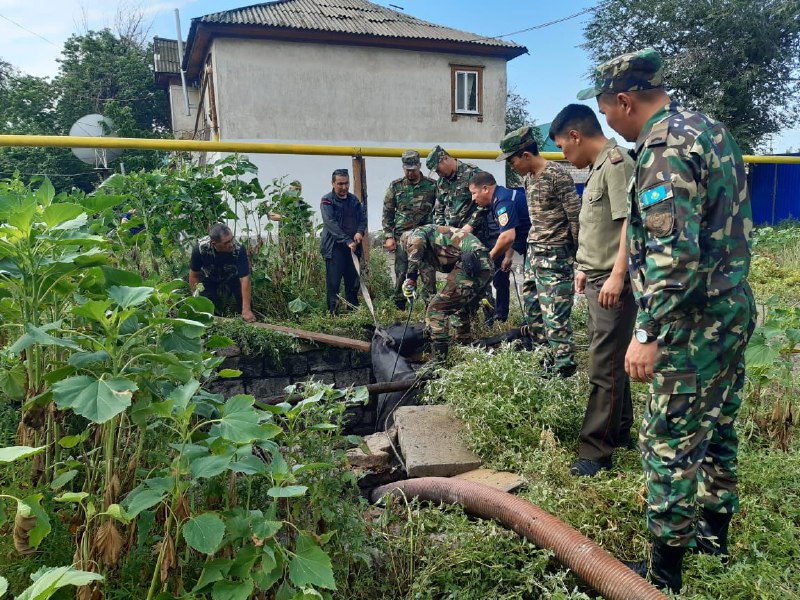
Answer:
[{"left": 489, "top": 185, "right": 530, "bottom": 255}]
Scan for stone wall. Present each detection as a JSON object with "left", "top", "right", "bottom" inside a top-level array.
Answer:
[{"left": 210, "top": 344, "right": 377, "bottom": 434}]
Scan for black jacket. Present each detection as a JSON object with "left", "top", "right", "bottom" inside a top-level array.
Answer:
[{"left": 319, "top": 191, "right": 367, "bottom": 259}]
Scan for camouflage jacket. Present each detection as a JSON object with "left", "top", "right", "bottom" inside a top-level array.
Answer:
[
  {"left": 406, "top": 224, "right": 491, "bottom": 276},
  {"left": 382, "top": 175, "right": 436, "bottom": 238},
  {"left": 628, "top": 102, "right": 752, "bottom": 335},
  {"left": 523, "top": 162, "right": 581, "bottom": 248},
  {"left": 433, "top": 161, "right": 487, "bottom": 237},
  {"left": 190, "top": 236, "right": 250, "bottom": 283}
]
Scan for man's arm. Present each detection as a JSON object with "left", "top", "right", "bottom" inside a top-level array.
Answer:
[
  {"left": 382, "top": 186, "right": 396, "bottom": 239},
  {"left": 189, "top": 270, "right": 201, "bottom": 293},
  {"left": 239, "top": 275, "right": 256, "bottom": 322},
  {"left": 556, "top": 171, "right": 582, "bottom": 250},
  {"left": 320, "top": 199, "right": 350, "bottom": 245},
  {"left": 490, "top": 229, "right": 516, "bottom": 261},
  {"left": 598, "top": 219, "right": 628, "bottom": 309}
]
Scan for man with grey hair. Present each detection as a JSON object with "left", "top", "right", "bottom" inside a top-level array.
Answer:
[{"left": 189, "top": 224, "right": 256, "bottom": 322}]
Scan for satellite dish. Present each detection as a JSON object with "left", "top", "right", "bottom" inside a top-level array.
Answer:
[{"left": 69, "top": 114, "right": 121, "bottom": 168}]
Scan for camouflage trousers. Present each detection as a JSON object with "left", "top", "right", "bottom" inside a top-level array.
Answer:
[
  {"left": 641, "top": 284, "right": 755, "bottom": 547},
  {"left": 393, "top": 237, "right": 436, "bottom": 305},
  {"left": 522, "top": 243, "right": 576, "bottom": 369},
  {"left": 427, "top": 256, "right": 493, "bottom": 345}
]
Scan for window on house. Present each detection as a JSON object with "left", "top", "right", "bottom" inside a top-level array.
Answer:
[{"left": 451, "top": 65, "right": 483, "bottom": 116}]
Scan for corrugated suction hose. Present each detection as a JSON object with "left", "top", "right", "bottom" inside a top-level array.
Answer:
[{"left": 371, "top": 477, "right": 666, "bottom": 600}]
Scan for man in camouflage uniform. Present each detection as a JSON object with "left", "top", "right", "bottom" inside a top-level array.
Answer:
[
  {"left": 189, "top": 223, "right": 256, "bottom": 322},
  {"left": 580, "top": 48, "right": 755, "bottom": 592},
  {"left": 548, "top": 104, "right": 637, "bottom": 477},
  {"left": 498, "top": 127, "right": 582, "bottom": 376},
  {"left": 383, "top": 150, "right": 437, "bottom": 309},
  {"left": 401, "top": 224, "right": 493, "bottom": 360}
]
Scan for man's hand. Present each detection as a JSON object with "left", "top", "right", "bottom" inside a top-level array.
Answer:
[
  {"left": 598, "top": 272, "right": 624, "bottom": 309},
  {"left": 354, "top": 233, "right": 364, "bottom": 244},
  {"left": 625, "top": 339, "right": 657, "bottom": 383},
  {"left": 384, "top": 237, "right": 396, "bottom": 252},
  {"left": 575, "top": 271, "right": 587, "bottom": 294},
  {"left": 501, "top": 256, "right": 513, "bottom": 272},
  {"left": 241, "top": 308, "right": 257, "bottom": 323},
  {"left": 460, "top": 224, "right": 474, "bottom": 234},
  {"left": 402, "top": 278, "right": 417, "bottom": 300},
  {"left": 347, "top": 241, "right": 358, "bottom": 252}
]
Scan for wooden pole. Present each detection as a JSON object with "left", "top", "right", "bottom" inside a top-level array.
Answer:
[
  {"left": 352, "top": 154, "right": 369, "bottom": 260},
  {"left": 255, "top": 379, "right": 418, "bottom": 407}
]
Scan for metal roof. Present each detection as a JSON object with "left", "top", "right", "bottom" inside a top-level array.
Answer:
[
  {"left": 194, "top": 0, "right": 524, "bottom": 52},
  {"left": 153, "top": 37, "right": 180, "bottom": 74}
]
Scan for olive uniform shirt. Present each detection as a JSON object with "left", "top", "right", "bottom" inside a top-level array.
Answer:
[{"left": 576, "top": 138, "right": 635, "bottom": 280}]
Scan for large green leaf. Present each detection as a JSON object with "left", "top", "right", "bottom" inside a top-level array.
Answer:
[
  {"left": 210, "top": 395, "right": 281, "bottom": 444},
  {"left": 169, "top": 379, "right": 201, "bottom": 411},
  {"left": 81, "top": 193, "right": 126, "bottom": 213},
  {"left": 0, "top": 445, "right": 45, "bottom": 463},
  {"left": 211, "top": 578, "right": 254, "bottom": 600},
  {"left": 100, "top": 266, "right": 143, "bottom": 287},
  {"left": 183, "top": 513, "right": 225, "bottom": 554},
  {"left": 53, "top": 375, "right": 137, "bottom": 424},
  {"left": 0, "top": 575, "right": 7, "bottom": 597},
  {"left": 123, "top": 488, "right": 168, "bottom": 519},
  {"left": 15, "top": 566, "right": 103, "bottom": 600},
  {"left": 67, "top": 350, "right": 111, "bottom": 369},
  {"left": 190, "top": 454, "right": 233, "bottom": 479},
  {"left": 288, "top": 534, "right": 336, "bottom": 590},
  {"left": 107, "top": 285, "right": 155, "bottom": 308},
  {"left": 745, "top": 339, "right": 782, "bottom": 368},
  {"left": 72, "top": 299, "right": 112, "bottom": 324},
  {"left": 192, "top": 558, "right": 232, "bottom": 592},
  {"left": 268, "top": 486, "right": 308, "bottom": 499},
  {"left": 9, "top": 323, "right": 81, "bottom": 354},
  {"left": 42, "top": 203, "right": 85, "bottom": 228}
]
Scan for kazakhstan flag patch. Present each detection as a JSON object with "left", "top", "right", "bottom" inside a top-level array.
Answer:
[{"left": 640, "top": 183, "right": 673, "bottom": 209}]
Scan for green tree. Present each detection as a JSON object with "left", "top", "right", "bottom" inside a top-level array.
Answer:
[
  {"left": 0, "top": 29, "right": 170, "bottom": 189},
  {"left": 582, "top": 0, "right": 800, "bottom": 152}
]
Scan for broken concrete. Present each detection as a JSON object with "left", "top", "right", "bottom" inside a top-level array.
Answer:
[
  {"left": 346, "top": 432, "right": 394, "bottom": 470},
  {"left": 453, "top": 469, "right": 524, "bottom": 493},
  {"left": 394, "top": 405, "right": 481, "bottom": 478}
]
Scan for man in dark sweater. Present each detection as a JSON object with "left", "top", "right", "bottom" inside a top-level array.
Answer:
[{"left": 320, "top": 169, "right": 367, "bottom": 314}]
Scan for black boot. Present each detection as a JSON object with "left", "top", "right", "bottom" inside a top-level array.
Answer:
[
  {"left": 696, "top": 508, "right": 731, "bottom": 561},
  {"left": 649, "top": 539, "right": 687, "bottom": 593}
]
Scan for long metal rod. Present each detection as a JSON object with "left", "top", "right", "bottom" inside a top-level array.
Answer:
[
  {"left": 0, "top": 135, "right": 794, "bottom": 164},
  {"left": 256, "top": 378, "right": 416, "bottom": 407},
  {"left": 174, "top": 9, "right": 191, "bottom": 117}
]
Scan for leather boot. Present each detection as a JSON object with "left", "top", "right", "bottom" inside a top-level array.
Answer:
[
  {"left": 649, "top": 539, "right": 687, "bottom": 593},
  {"left": 696, "top": 508, "right": 732, "bottom": 561}
]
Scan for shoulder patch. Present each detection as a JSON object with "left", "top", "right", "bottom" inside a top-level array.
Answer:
[
  {"left": 321, "top": 200, "right": 332, "bottom": 205},
  {"left": 498, "top": 213, "right": 509, "bottom": 227},
  {"left": 640, "top": 182, "right": 673, "bottom": 209},
  {"left": 608, "top": 147, "right": 624, "bottom": 164},
  {"left": 496, "top": 205, "right": 508, "bottom": 215}
]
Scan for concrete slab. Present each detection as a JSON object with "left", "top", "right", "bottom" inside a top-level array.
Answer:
[
  {"left": 364, "top": 432, "right": 392, "bottom": 455},
  {"left": 394, "top": 405, "right": 481, "bottom": 478},
  {"left": 453, "top": 469, "right": 524, "bottom": 493}
]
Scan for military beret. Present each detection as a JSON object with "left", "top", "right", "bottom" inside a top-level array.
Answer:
[
  {"left": 425, "top": 145, "right": 448, "bottom": 170},
  {"left": 496, "top": 126, "right": 537, "bottom": 162},
  {"left": 577, "top": 48, "right": 664, "bottom": 100},
  {"left": 401, "top": 149, "right": 421, "bottom": 168}
]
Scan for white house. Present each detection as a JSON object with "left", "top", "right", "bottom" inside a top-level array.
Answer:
[{"left": 154, "top": 0, "right": 527, "bottom": 234}]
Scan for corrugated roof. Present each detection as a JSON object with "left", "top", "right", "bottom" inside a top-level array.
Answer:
[
  {"left": 195, "top": 0, "right": 524, "bottom": 51},
  {"left": 153, "top": 37, "right": 180, "bottom": 74}
]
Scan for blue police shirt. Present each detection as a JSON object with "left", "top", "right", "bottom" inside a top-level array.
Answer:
[{"left": 491, "top": 185, "right": 530, "bottom": 255}]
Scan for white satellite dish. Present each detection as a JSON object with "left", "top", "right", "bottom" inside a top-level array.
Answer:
[{"left": 69, "top": 114, "right": 121, "bottom": 168}]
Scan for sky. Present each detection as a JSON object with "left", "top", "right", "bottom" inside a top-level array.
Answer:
[{"left": 1, "top": 0, "right": 798, "bottom": 153}]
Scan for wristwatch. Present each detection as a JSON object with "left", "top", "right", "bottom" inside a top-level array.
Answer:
[{"left": 634, "top": 328, "right": 657, "bottom": 344}]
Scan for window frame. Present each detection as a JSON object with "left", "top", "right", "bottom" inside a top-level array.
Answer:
[{"left": 450, "top": 65, "right": 484, "bottom": 118}]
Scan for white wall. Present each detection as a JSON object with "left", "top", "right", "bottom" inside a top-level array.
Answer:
[
  {"left": 167, "top": 84, "right": 200, "bottom": 139},
  {"left": 210, "top": 38, "right": 508, "bottom": 145}
]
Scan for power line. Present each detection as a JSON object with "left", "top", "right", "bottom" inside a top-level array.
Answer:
[
  {"left": 0, "top": 12, "right": 58, "bottom": 47},
  {"left": 477, "top": 2, "right": 610, "bottom": 42}
]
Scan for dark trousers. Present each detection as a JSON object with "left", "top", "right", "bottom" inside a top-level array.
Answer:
[
  {"left": 201, "top": 279, "right": 242, "bottom": 316},
  {"left": 578, "top": 274, "right": 637, "bottom": 461},
  {"left": 325, "top": 244, "right": 360, "bottom": 313},
  {"left": 491, "top": 255, "right": 511, "bottom": 321}
]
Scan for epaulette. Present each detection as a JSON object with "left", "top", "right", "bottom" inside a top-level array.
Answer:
[
  {"left": 390, "top": 177, "right": 405, "bottom": 186},
  {"left": 645, "top": 120, "right": 669, "bottom": 147},
  {"left": 608, "top": 147, "right": 624, "bottom": 164}
]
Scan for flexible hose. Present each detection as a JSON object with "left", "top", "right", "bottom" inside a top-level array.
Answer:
[{"left": 372, "top": 477, "right": 666, "bottom": 600}]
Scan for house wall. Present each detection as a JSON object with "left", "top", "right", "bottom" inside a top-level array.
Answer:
[
  {"left": 201, "top": 38, "right": 511, "bottom": 233},
  {"left": 210, "top": 38, "right": 508, "bottom": 144},
  {"left": 167, "top": 84, "right": 201, "bottom": 140}
]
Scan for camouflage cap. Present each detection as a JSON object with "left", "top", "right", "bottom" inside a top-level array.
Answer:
[
  {"left": 577, "top": 48, "right": 664, "bottom": 100},
  {"left": 496, "top": 126, "right": 536, "bottom": 162},
  {"left": 425, "top": 145, "right": 448, "bottom": 170},
  {"left": 401, "top": 149, "right": 421, "bottom": 169}
]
